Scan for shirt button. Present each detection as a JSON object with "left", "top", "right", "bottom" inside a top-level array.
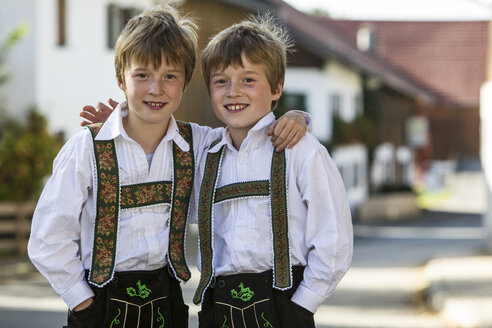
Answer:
[{"left": 217, "top": 279, "right": 226, "bottom": 288}]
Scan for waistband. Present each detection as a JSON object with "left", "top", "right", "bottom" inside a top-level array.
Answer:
[
  {"left": 210, "top": 266, "right": 305, "bottom": 289},
  {"left": 86, "top": 265, "right": 173, "bottom": 289}
]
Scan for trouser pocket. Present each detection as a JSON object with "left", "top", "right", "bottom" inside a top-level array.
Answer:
[{"left": 67, "top": 284, "right": 106, "bottom": 328}]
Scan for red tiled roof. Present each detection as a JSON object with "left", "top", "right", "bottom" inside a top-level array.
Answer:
[
  {"left": 324, "top": 20, "right": 489, "bottom": 107},
  {"left": 220, "top": 0, "right": 436, "bottom": 101}
]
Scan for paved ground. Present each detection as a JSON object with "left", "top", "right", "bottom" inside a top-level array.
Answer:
[{"left": 0, "top": 209, "right": 487, "bottom": 328}]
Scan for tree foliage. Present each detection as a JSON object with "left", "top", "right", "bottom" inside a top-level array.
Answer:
[
  {"left": 0, "top": 23, "right": 62, "bottom": 201},
  {"left": 0, "top": 109, "right": 62, "bottom": 201}
]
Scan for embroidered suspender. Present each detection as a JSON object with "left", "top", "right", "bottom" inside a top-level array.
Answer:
[
  {"left": 193, "top": 145, "right": 224, "bottom": 304},
  {"left": 193, "top": 147, "right": 291, "bottom": 304},
  {"left": 270, "top": 150, "right": 291, "bottom": 289},
  {"left": 87, "top": 121, "right": 194, "bottom": 286},
  {"left": 168, "top": 121, "right": 194, "bottom": 282},
  {"left": 88, "top": 123, "right": 119, "bottom": 286}
]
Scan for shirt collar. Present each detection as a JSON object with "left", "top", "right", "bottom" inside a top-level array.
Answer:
[
  {"left": 93, "top": 101, "right": 190, "bottom": 152},
  {"left": 208, "top": 112, "right": 276, "bottom": 153}
]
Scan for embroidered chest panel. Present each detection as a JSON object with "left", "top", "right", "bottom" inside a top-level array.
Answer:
[
  {"left": 87, "top": 121, "right": 194, "bottom": 286},
  {"left": 193, "top": 147, "right": 291, "bottom": 305}
]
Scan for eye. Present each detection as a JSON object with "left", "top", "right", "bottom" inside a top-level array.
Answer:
[
  {"left": 243, "top": 77, "right": 255, "bottom": 83},
  {"left": 135, "top": 73, "right": 149, "bottom": 79},
  {"left": 213, "top": 78, "right": 227, "bottom": 85},
  {"left": 166, "top": 74, "right": 176, "bottom": 80}
]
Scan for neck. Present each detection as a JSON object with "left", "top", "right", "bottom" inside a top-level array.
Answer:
[
  {"left": 228, "top": 129, "right": 248, "bottom": 151},
  {"left": 123, "top": 116, "right": 170, "bottom": 154}
]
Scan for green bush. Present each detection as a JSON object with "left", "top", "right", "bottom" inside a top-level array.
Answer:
[{"left": 0, "top": 109, "right": 62, "bottom": 201}]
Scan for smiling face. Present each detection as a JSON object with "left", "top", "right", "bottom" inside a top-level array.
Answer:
[
  {"left": 119, "top": 55, "right": 185, "bottom": 132},
  {"left": 209, "top": 53, "right": 282, "bottom": 148}
]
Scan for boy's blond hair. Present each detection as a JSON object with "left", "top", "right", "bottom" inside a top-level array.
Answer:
[
  {"left": 115, "top": 2, "right": 198, "bottom": 88},
  {"left": 201, "top": 14, "right": 293, "bottom": 109}
]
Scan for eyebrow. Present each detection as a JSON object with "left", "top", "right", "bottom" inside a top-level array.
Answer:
[
  {"left": 211, "top": 70, "right": 260, "bottom": 78},
  {"left": 131, "top": 66, "right": 184, "bottom": 73}
]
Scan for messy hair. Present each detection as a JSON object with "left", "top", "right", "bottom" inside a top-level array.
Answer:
[
  {"left": 201, "top": 13, "right": 293, "bottom": 108},
  {"left": 114, "top": 1, "right": 198, "bottom": 88}
]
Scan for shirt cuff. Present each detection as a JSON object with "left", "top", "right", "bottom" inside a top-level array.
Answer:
[
  {"left": 291, "top": 282, "right": 325, "bottom": 313},
  {"left": 61, "top": 280, "right": 95, "bottom": 310}
]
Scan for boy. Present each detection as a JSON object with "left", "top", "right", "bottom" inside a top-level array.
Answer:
[
  {"left": 193, "top": 15, "right": 353, "bottom": 328},
  {"left": 28, "top": 4, "right": 307, "bottom": 328}
]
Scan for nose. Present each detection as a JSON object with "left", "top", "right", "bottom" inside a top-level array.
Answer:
[
  {"left": 149, "top": 79, "right": 165, "bottom": 96},
  {"left": 227, "top": 80, "right": 242, "bottom": 97}
]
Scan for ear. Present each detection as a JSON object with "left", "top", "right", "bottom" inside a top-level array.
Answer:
[
  {"left": 117, "top": 76, "right": 126, "bottom": 91},
  {"left": 272, "top": 83, "right": 283, "bottom": 101}
]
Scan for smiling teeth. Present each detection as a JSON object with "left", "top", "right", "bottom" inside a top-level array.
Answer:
[
  {"left": 226, "top": 104, "right": 246, "bottom": 111},
  {"left": 147, "top": 102, "right": 163, "bottom": 107}
]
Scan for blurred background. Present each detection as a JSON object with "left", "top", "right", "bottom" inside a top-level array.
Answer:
[{"left": 1, "top": 0, "right": 492, "bottom": 327}]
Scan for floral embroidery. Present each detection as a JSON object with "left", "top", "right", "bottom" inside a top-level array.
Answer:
[
  {"left": 110, "top": 308, "right": 121, "bottom": 328},
  {"left": 270, "top": 150, "right": 291, "bottom": 289},
  {"left": 230, "top": 282, "right": 255, "bottom": 302},
  {"left": 88, "top": 124, "right": 119, "bottom": 286},
  {"left": 120, "top": 182, "right": 171, "bottom": 209},
  {"left": 214, "top": 181, "right": 269, "bottom": 203},
  {"left": 168, "top": 121, "right": 194, "bottom": 282},
  {"left": 87, "top": 122, "right": 194, "bottom": 286},
  {"left": 194, "top": 147, "right": 290, "bottom": 302},
  {"left": 126, "top": 280, "right": 152, "bottom": 299},
  {"left": 193, "top": 145, "right": 224, "bottom": 305},
  {"left": 261, "top": 312, "right": 273, "bottom": 328}
]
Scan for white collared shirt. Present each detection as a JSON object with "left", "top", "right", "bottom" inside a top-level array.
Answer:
[
  {"left": 194, "top": 112, "right": 353, "bottom": 313},
  {"left": 28, "top": 102, "right": 221, "bottom": 310}
]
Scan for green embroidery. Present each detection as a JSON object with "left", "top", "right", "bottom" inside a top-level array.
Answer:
[
  {"left": 110, "top": 308, "right": 121, "bottom": 328},
  {"left": 120, "top": 181, "right": 172, "bottom": 209},
  {"left": 230, "top": 282, "right": 254, "bottom": 302},
  {"left": 157, "top": 306, "right": 165, "bottom": 328},
  {"left": 214, "top": 181, "right": 269, "bottom": 203},
  {"left": 193, "top": 146, "right": 224, "bottom": 305},
  {"left": 261, "top": 312, "right": 273, "bottom": 328},
  {"left": 221, "top": 315, "right": 229, "bottom": 328},
  {"left": 126, "top": 280, "right": 152, "bottom": 299},
  {"left": 270, "top": 150, "right": 291, "bottom": 289}
]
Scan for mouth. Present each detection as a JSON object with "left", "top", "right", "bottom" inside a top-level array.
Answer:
[
  {"left": 224, "top": 104, "right": 248, "bottom": 112},
  {"left": 144, "top": 101, "right": 166, "bottom": 110}
]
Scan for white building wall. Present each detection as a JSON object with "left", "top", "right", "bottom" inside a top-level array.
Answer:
[
  {"left": 284, "top": 61, "right": 362, "bottom": 142},
  {"left": 36, "top": 0, "right": 155, "bottom": 138},
  {"left": 332, "top": 144, "right": 368, "bottom": 210},
  {"left": 0, "top": 0, "right": 37, "bottom": 121},
  {"left": 2, "top": 0, "right": 153, "bottom": 138}
]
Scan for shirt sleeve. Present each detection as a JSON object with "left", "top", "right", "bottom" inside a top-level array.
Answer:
[
  {"left": 28, "top": 129, "right": 95, "bottom": 310},
  {"left": 290, "top": 145, "right": 353, "bottom": 313},
  {"left": 286, "top": 110, "right": 313, "bottom": 132}
]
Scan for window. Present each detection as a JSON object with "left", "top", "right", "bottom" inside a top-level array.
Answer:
[
  {"left": 275, "top": 93, "right": 307, "bottom": 119},
  {"left": 107, "top": 4, "right": 141, "bottom": 49},
  {"left": 57, "top": 0, "right": 66, "bottom": 46},
  {"left": 330, "top": 93, "right": 341, "bottom": 118},
  {"left": 354, "top": 94, "right": 363, "bottom": 117}
]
